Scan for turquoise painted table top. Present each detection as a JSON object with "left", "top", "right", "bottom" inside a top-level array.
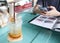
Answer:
[{"left": 0, "top": 12, "right": 60, "bottom": 43}]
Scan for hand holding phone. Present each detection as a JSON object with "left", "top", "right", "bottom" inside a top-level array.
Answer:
[{"left": 39, "top": 6, "right": 52, "bottom": 12}]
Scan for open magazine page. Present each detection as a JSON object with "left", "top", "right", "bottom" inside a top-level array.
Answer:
[
  {"left": 30, "top": 15, "right": 57, "bottom": 29},
  {"left": 53, "top": 17, "right": 60, "bottom": 32},
  {"left": 53, "top": 18, "right": 60, "bottom": 28}
]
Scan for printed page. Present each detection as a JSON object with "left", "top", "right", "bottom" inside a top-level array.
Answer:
[
  {"left": 53, "top": 17, "right": 60, "bottom": 29},
  {"left": 53, "top": 17, "right": 60, "bottom": 32},
  {"left": 30, "top": 15, "right": 57, "bottom": 29}
]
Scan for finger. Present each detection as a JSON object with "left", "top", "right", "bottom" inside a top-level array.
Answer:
[
  {"left": 44, "top": 12, "right": 51, "bottom": 16},
  {"left": 41, "top": 11, "right": 46, "bottom": 14},
  {"left": 40, "top": 13, "right": 45, "bottom": 15},
  {"left": 44, "top": 14, "right": 51, "bottom": 16}
]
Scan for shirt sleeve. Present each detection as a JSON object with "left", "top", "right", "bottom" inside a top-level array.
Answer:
[{"left": 36, "top": 0, "right": 42, "bottom": 5}]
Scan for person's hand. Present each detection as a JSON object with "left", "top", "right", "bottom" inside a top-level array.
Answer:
[
  {"left": 33, "top": 5, "right": 46, "bottom": 14},
  {"left": 44, "top": 6, "right": 60, "bottom": 16}
]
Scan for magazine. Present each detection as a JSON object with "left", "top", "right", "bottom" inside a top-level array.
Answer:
[
  {"left": 30, "top": 15, "right": 60, "bottom": 30},
  {"left": 53, "top": 17, "right": 60, "bottom": 32}
]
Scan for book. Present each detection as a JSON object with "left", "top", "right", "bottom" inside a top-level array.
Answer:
[{"left": 30, "top": 15, "right": 60, "bottom": 32}]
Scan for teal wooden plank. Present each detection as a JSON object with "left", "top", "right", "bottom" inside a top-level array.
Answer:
[
  {"left": 32, "top": 29, "right": 53, "bottom": 43},
  {"left": 20, "top": 12, "right": 38, "bottom": 23},
  {"left": 47, "top": 32, "right": 60, "bottom": 43},
  {"left": 32, "top": 29, "right": 60, "bottom": 43},
  {"left": 0, "top": 25, "right": 9, "bottom": 36},
  {"left": 0, "top": 32, "right": 8, "bottom": 43}
]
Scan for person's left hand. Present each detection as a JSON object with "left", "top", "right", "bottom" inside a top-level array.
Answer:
[{"left": 44, "top": 6, "right": 60, "bottom": 16}]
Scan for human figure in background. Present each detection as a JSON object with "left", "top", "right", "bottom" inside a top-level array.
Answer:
[{"left": 33, "top": 0, "right": 60, "bottom": 16}]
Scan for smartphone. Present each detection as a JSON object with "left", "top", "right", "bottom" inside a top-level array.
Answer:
[{"left": 39, "top": 6, "right": 51, "bottom": 12}]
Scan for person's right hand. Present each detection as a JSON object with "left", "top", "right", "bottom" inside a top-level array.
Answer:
[{"left": 33, "top": 5, "right": 46, "bottom": 14}]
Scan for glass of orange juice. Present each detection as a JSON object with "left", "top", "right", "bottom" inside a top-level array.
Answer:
[{"left": 8, "top": 15, "right": 23, "bottom": 42}]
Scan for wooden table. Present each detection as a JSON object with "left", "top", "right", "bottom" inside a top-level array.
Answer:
[{"left": 0, "top": 12, "right": 60, "bottom": 43}]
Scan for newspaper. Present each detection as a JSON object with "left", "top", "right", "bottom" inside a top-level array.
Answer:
[{"left": 30, "top": 15, "right": 60, "bottom": 30}]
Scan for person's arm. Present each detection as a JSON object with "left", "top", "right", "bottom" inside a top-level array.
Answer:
[{"left": 44, "top": 6, "right": 60, "bottom": 16}]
